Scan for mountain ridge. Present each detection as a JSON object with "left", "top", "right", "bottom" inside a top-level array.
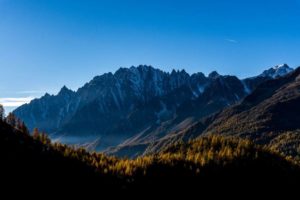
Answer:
[{"left": 13, "top": 64, "right": 294, "bottom": 152}]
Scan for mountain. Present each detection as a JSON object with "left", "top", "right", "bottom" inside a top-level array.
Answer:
[
  {"left": 12, "top": 86, "right": 77, "bottom": 133},
  {"left": 13, "top": 64, "right": 294, "bottom": 153},
  {"left": 107, "top": 65, "right": 298, "bottom": 157},
  {"left": 150, "top": 66, "right": 300, "bottom": 160},
  {"left": 260, "top": 64, "right": 294, "bottom": 78},
  {"left": 202, "top": 67, "right": 300, "bottom": 158},
  {"left": 242, "top": 64, "right": 294, "bottom": 93}
]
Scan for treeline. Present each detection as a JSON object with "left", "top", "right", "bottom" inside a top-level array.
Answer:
[
  {"left": 0, "top": 105, "right": 29, "bottom": 134},
  {"left": 1, "top": 104, "right": 300, "bottom": 191}
]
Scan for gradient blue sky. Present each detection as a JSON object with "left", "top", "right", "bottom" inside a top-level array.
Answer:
[{"left": 1, "top": 0, "right": 300, "bottom": 112}]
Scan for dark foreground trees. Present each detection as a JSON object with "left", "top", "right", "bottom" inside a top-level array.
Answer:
[
  {"left": 0, "top": 116, "right": 300, "bottom": 192},
  {"left": 0, "top": 104, "right": 4, "bottom": 121}
]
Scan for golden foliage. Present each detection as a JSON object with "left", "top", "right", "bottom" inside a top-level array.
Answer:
[{"left": 41, "top": 134, "right": 292, "bottom": 177}]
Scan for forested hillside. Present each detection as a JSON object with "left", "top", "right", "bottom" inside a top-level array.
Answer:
[{"left": 1, "top": 115, "right": 299, "bottom": 192}]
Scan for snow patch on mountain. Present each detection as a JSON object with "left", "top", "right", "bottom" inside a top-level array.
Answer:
[
  {"left": 260, "top": 64, "right": 294, "bottom": 78},
  {"left": 242, "top": 80, "right": 251, "bottom": 94}
]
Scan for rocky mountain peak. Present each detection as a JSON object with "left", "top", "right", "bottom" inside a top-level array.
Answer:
[
  {"left": 260, "top": 64, "right": 294, "bottom": 78},
  {"left": 208, "top": 71, "right": 220, "bottom": 79},
  {"left": 58, "top": 85, "right": 74, "bottom": 96}
]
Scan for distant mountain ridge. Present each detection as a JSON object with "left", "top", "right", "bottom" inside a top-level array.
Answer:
[{"left": 13, "top": 64, "right": 294, "bottom": 152}]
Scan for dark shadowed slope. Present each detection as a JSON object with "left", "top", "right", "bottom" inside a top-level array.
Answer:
[
  {"left": 0, "top": 119, "right": 118, "bottom": 188},
  {"left": 200, "top": 67, "right": 300, "bottom": 160},
  {"left": 204, "top": 67, "right": 300, "bottom": 139}
]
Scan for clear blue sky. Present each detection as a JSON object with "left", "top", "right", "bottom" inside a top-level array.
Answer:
[{"left": 1, "top": 0, "right": 300, "bottom": 112}]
